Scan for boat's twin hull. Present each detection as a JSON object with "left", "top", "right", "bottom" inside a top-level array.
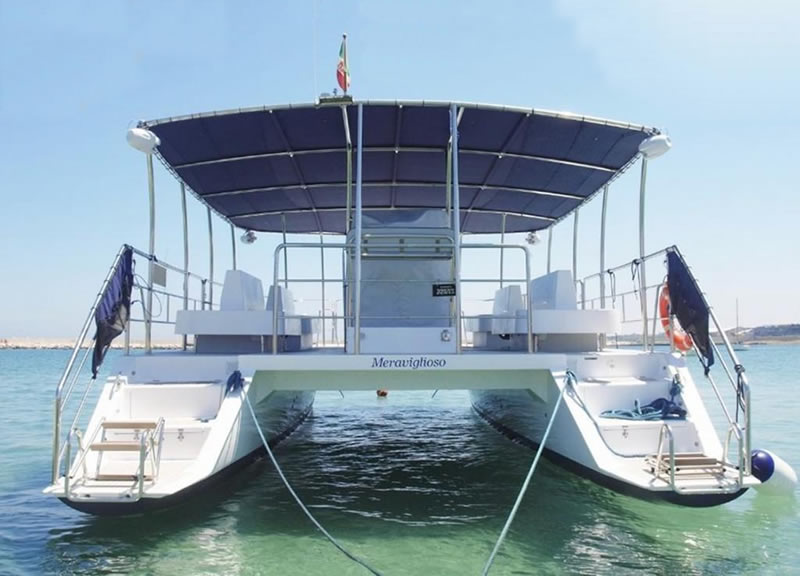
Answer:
[
  {"left": 469, "top": 388, "right": 747, "bottom": 507},
  {"left": 55, "top": 388, "right": 314, "bottom": 516}
]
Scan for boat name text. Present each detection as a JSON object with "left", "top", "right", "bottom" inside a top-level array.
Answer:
[{"left": 371, "top": 356, "right": 447, "bottom": 369}]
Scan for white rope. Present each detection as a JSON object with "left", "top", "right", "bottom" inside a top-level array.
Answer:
[
  {"left": 241, "top": 388, "right": 384, "bottom": 576},
  {"left": 482, "top": 371, "right": 575, "bottom": 575}
]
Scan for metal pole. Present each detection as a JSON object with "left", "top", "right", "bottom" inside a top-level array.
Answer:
[
  {"left": 180, "top": 182, "right": 189, "bottom": 351},
  {"left": 343, "top": 105, "right": 352, "bottom": 233},
  {"left": 145, "top": 154, "right": 155, "bottom": 354},
  {"left": 445, "top": 143, "right": 452, "bottom": 216},
  {"left": 207, "top": 206, "right": 214, "bottom": 308},
  {"left": 500, "top": 213, "right": 506, "bottom": 288},
  {"left": 638, "top": 158, "right": 649, "bottom": 351},
  {"left": 354, "top": 103, "right": 364, "bottom": 354},
  {"left": 451, "top": 104, "right": 463, "bottom": 354},
  {"left": 281, "top": 214, "right": 289, "bottom": 289},
  {"left": 600, "top": 184, "right": 608, "bottom": 308},
  {"left": 546, "top": 227, "right": 553, "bottom": 274},
  {"left": 230, "top": 222, "right": 237, "bottom": 271},
  {"left": 572, "top": 209, "right": 579, "bottom": 282},
  {"left": 524, "top": 246, "right": 533, "bottom": 354},
  {"left": 320, "top": 234, "right": 326, "bottom": 347}
]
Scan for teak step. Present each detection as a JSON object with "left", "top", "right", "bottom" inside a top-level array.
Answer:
[
  {"left": 646, "top": 453, "right": 728, "bottom": 476},
  {"left": 90, "top": 441, "right": 144, "bottom": 452},
  {"left": 101, "top": 420, "right": 159, "bottom": 430},
  {"left": 94, "top": 473, "right": 154, "bottom": 482}
]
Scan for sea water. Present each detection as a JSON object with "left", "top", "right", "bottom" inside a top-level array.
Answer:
[{"left": 0, "top": 346, "right": 798, "bottom": 575}]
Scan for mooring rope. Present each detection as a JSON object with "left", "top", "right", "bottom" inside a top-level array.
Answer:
[
  {"left": 241, "top": 388, "right": 384, "bottom": 576},
  {"left": 481, "top": 371, "right": 575, "bottom": 576}
]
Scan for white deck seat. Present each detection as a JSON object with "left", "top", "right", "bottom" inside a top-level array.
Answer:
[
  {"left": 175, "top": 274, "right": 315, "bottom": 337},
  {"left": 219, "top": 270, "right": 264, "bottom": 311},
  {"left": 467, "top": 271, "right": 619, "bottom": 344},
  {"left": 530, "top": 270, "right": 578, "bottom": 311},
  {"left": 491, "top": 285, "right": 525, "bottom": 334}
]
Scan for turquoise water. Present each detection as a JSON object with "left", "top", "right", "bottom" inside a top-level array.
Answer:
[{"left": 1, "top": 347, "right": 798, "bottom": 575}]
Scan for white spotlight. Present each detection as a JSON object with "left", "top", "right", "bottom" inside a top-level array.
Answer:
[
  {"left": 126, "top": 127, "right": 161, "bottom": 154},
  {"left": 638, "top": 134, "right": 672, "bottom": 159},
  {"left": 240, "top": 230, "right": 257, "bottom": 244}
]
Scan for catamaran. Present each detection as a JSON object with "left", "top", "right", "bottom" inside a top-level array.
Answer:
[{"left": 44, "top": 97, "right": 796, "bottom": 515}]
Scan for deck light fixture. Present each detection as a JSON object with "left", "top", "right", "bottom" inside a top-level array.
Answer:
[
  {"left": 240, "top": 229, "right": 257, "bottom": 244},
  {"left": 638, "top": 134, "right": 671, "bottom": 159},
  {"left": 126, "top": 127, "right": 161, "bottom": 154}
]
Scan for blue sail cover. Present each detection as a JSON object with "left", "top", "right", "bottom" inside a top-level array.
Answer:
[
  {"left": 667, "top": 250, "right": 714, "bottom": 371},
  {"left": 92, "top": 246, "right": 134, "bottom": 377},
  {"left": 146, "top": 101, "right": 657, "bottom": 234}
]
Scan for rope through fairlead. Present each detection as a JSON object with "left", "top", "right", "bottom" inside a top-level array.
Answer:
[
  {"left": 241, "top": 387, "right": 384, "bottom": 576},
  {"left": 481, "top": 370, "right": 575, "bottom": 576}
]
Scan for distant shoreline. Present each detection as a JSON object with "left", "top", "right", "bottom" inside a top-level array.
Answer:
[
  {"left": 1, "top": 337, "right": 798, "bottom": 351},
  {"left": 0, "top": 338, "right": 182, "bottom": 351}
]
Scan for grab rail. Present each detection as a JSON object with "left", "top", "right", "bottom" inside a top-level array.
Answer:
[
  {"left": 52, "top": 245, "right": 128, "bottom": 484},
  {"left": 52, "top": 244, "right": 218, "bottom": 485},
  {"left": 271, "top": 241, "right": 533, "bottom": 355},
  {"left": 579, "top": 245, "right": 752, "bottom": 479},
  {"left": 63, "top": 416, "right": 165, "bottom": 501},
  {"left": 655, "top": 423, "right": 676, "bottom": 488}
]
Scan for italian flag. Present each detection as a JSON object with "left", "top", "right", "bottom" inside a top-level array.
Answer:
[{"left": 337, "top": 34, "right": 350, "bottom": 92}]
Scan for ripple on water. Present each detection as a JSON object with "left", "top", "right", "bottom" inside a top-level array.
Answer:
[{"left": 2, "top": 350, "right": 799, "bottom": 575}]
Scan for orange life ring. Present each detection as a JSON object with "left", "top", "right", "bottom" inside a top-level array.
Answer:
[{"left": 658, "top": 284, "right": 693, "bottom": 352}]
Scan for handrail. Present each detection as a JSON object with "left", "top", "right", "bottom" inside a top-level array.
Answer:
[
  {"left": 53, "top": 244, "right": 219, "bottom": 485},
  {"left": 655, "top": 423, "right": 676, "bottom": 488},
  {"left": 53, "top": 245, "right": 128, "bottom": 484},
  {"left": 667, "top": 246, "right": 752, "bottom": 475},
  {"left": 271, "top": 241, "right": 533, "bottom": 355},
  {"left": 579, "top": 245, "right": 753, "bottom": 480},
  {"left": 63, "top": 416, "right": 165, "bottom": 501}
]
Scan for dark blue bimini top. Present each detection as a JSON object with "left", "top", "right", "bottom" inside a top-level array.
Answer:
[{"left": 145, "top": 100, "right": 657, "bottom": 234}]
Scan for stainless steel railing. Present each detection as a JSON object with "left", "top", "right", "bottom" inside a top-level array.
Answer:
[
  {"left": 578, "top": 245, "right": 752, "bottom": 480},
  {"left": 52, "top": 244, "right": 219, "bottom": 484},
  {"left": 270, "top": 240, "right": 533, "bottom": 355}
]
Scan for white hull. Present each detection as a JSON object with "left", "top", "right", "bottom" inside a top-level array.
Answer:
[
  {"left": 469, "top": 351, "right": 757, "bottom": 506},
  {"left": 44, "top": 354, "right": 313, "bottom": 515}
]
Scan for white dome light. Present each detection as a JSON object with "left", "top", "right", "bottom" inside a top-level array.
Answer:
[
  {"left": 638, "top": 134, "right": 672, "bottom": 159},
  {"left": 126, "top": 127, "right": 161, "bottom": 154}
]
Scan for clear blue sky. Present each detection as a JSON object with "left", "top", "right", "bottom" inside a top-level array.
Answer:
[{"left": 1, "top": 0, "right": 798, "bottom": 339}]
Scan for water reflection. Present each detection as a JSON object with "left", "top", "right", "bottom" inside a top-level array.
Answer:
[{"left": 19, "top": 390, "right": 798, "bottom": 575}]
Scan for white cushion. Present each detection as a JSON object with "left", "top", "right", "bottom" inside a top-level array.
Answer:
[
  {"left": 220, "top": 270, "right": 264, "bottom": 311},
  {"left": 530, "top": 270, "right": 577, "bottom": 310}
]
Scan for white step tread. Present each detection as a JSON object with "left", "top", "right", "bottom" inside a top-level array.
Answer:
[
  {"left": 94, "top": 473, "right": 154, "bottom": 481},
  {"left": 90, "top": 441, "right": 146, "bottom": 452},
  {"left": 102, "top": 420, "right": 159, "bottom": 429}
]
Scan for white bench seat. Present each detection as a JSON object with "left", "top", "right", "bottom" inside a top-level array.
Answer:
[{"left": 175, "top": 310, "right": 306, "bottom": 336}]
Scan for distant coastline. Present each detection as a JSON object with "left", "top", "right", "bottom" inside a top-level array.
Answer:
[
  {"left": 0, "top": 338, "right": 182, "bottom": 350},
  {"left": 2, "top": 332, "right": 799, "bottom": 350}
]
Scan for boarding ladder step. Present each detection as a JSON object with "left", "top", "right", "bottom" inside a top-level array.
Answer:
[
  {"left": 90, "top": 441, "right": 145, "bottom": 452},
  {"left": 94, "top": 473, "right": 154, "bottom": 482},
  {"left": 101, "top": 420, "right": 159, "bottom": 430},
  {"left": 645, "top": 452, "right": 732, "bottom": 478}
]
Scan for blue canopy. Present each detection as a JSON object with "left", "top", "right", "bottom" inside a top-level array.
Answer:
[{"left": 146, "top": 100, "right": 657, "bottom": 234}]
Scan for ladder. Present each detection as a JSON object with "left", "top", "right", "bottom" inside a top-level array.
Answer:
[{"left": 66, "top": 418, "right": 165, "bottom": 499}]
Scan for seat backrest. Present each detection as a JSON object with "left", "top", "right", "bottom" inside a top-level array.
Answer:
[
  {"left": 491, "top": 285, "right": 525, "bottom": 333},
  {"left": 530, "top": 270, "right": 577, "bottom": 310},
  {"left": 220, "top": 270, "right": 265, "bottom": 311},
  {"left": 266, "top": 285, "right": 295, "bottom": 315}
]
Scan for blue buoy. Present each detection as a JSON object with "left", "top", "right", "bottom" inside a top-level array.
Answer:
[
  {"left": 751, "top": 450, "right": 775, "bottom": 483},
  {"left": 751, "top": 449, "right": 797, "bottom": 497}
]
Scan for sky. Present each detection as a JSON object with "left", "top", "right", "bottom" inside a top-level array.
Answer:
[{"left": 0, "top": 0, "right": 799, "bottom": 339}]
